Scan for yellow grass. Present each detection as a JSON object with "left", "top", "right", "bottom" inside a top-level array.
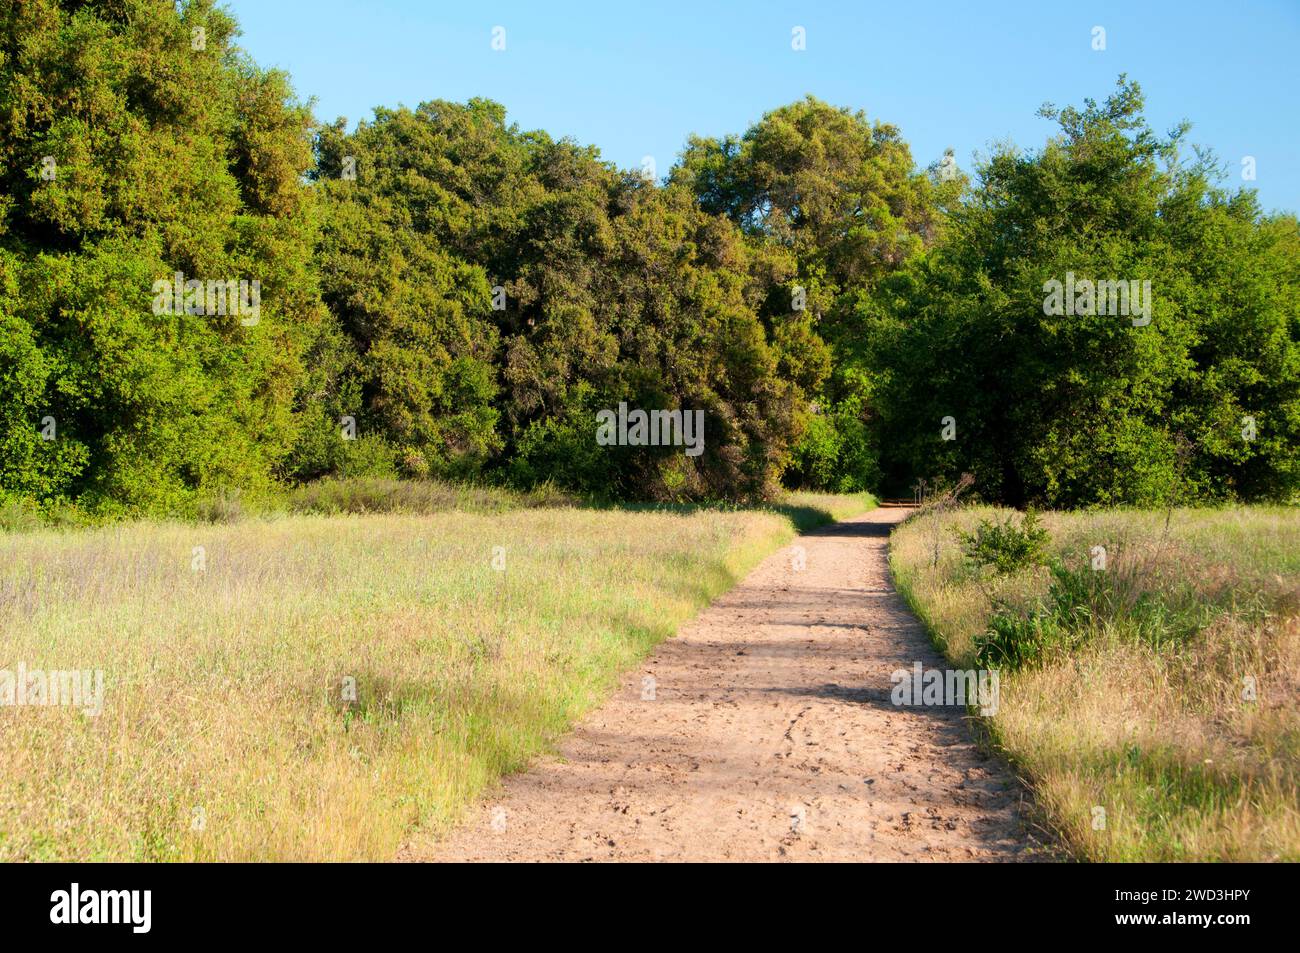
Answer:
[
  {"left": 890, "top": 505, "right": 1300, "bottom": 861},
  {"left": 0, "top": 491, "right": 872, "bottom": 861}
]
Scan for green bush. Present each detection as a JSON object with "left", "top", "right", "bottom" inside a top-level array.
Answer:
[
  {"left": 957, "top": 509, "right": 1050, "bottom": 574},
  {"left": 974, "top": 560, "right": 1090, "bottom": 670},
  {"left": 974, "top": 610, "right": 1069, "bottom": 671},
  {"left": 0, "top": 500, "right": 44, "bottom": 533},
  {"left": 973, "top": 551, "right": 1235, "bottom": 670}
]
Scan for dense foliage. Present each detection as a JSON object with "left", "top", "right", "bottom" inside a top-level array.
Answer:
[
  {"left": 309, "top": 100, "right": 810, "bottom": 499},
  {"left": 957, "top": 509, "right": 1050, "bottom": 575},
  {"left": 868, "top": 82, "right": 1300, "bottom": 506},
  {"left": 2, "top": 2, "right": 1296, "bottom": 514},
  {"left": 1, "top": 0, "right": 319, "bottom": 515}
]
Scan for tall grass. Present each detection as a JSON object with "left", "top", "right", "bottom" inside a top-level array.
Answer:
[
  {"left": 890, "top": 505, "right": 1300, "bottom": 861},
  {"left": 0, "top": 490, "right": 871, "bottom": 860}
]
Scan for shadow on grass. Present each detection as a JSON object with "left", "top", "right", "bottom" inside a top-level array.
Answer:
[
  {"left": 288, "top": 476, "right": 877, "bottom": 535},
  {"left": 583, "top": 497, "right": 873, "bottom": 534},
  {"left": 5, "top": 474, "right": 878, "bottom": 534}
]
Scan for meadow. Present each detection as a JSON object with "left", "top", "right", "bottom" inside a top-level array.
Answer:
[
  {"left": 890, "top": 505, "right": 1300, "bottom": 861},
  {"left": 0, "top": 487, "right": 871, "bottom": 861}
]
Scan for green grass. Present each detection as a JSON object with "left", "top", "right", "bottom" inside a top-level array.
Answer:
[
  {"left": 890, "top": 505, "right": 1300, "bottom": 861},
  {"left": 0, "top": 486, "right": 872, "bottom": 860}
]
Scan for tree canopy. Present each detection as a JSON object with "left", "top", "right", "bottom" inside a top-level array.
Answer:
[
  {"left": 1, "top": 2, "right": 1295, "bottom": 514},
  {"left": 868, "top": 78, "right": 1299, "bottom": 506}
]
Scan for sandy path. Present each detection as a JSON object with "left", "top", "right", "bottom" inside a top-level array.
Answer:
[{"left": 416, "top": 504, "right": 1035, "bottom": 862}]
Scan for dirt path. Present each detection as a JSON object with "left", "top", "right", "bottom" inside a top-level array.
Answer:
[{"left": 416, "top": 504, "right": 1036, "bottom": 862}]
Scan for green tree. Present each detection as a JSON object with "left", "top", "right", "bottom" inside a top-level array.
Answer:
[
  {"left": 673, "top": 96, "right": 945, "bottom": 492},
  {"left": 0, "top": 0, "right": 320, "bottom": 514},
  {"left": 871, "top": 77, "right": 1300, "bottom": 506},
  {"left": 316, "top": 101, "right": 805, "bottom": 500}
]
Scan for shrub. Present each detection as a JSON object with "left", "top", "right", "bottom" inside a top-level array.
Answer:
[
  {"left": 974, "top": 610, "right": 1068, "bottom": 671},
  {"left": 0, "top": 501, "right": 44, "bottom": 533},
  {"left": 957, "top": 509, "right": 1050, "bottom": 574},
  {"left": 973, "top": 551, "right": 1229, "bottom": 671},
  {"left": 974, "top": 560, "right": 1091, "bottom": 670}
]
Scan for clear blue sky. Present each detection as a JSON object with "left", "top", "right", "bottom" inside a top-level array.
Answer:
[{"left": 225, "top": 0, "right": 1300, "bottom": 214}]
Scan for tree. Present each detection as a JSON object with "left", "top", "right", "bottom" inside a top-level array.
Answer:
[
  {"left": 313, "top": 101, "right": 805, "bottom": 500},
  {"left": 673, "top": 96, "right": 946, "bottom": 493},
  {"left": 0, "top": 0, "right": 320, "bottom": 514},
  {"left": 870, "top": 77, "right": 1300, "bottom": 506}
]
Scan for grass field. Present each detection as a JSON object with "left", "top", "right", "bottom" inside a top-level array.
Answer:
[
  {"left": 890, "top": 505, "right": 1300, "bottom": 861},
  {"left": 0, "top": 487, "right": 871, "bottom": 861}
]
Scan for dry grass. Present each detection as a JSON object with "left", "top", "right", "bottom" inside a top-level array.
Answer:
[
  {"left": 0, "top": 491, "right": 871, "bottom": 861},
  {"left": 890, "top": 505, "right": 1300, "bottom": 861}
]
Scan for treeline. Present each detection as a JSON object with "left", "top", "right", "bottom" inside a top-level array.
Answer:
[{"left": 2, "top": 0, "right": 1297, "bottom": 517}]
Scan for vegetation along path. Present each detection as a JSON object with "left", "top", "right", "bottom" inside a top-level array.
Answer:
[{"left": 414, "top": 505, "right": 1039, "bottom": 862}]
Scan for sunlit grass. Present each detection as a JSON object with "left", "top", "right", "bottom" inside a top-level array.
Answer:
[
  {"left": 0, "top": 490, "right": 872, "bottom": 861},
  {"left": 890, "top": 505, "right": 1300, "bottom": 861}
]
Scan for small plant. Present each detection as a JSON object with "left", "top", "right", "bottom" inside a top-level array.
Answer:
[
  {"left": 973, "top": 560, "right": 1091, "bottom": 670},
  {"left": 972, "top": 554, "right": 1202, "bottom": 671},
  {"left": 974, "top": 608, "right": 1067, "bottom": 671},
  {"left": 957, "top": 509, "right": 1050, "bottom": 574}
]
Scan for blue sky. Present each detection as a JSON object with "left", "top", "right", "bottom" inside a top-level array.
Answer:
[{"left": 225, "top": 0, "right": 1300, "bottom": 213}]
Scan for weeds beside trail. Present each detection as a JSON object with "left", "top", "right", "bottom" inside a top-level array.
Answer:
[
  {"left": 0, "top": 490, "right": 871, "bottom": 861},
  {"left": 890, "top": 505, "right": 1300, "bottom": 861}
]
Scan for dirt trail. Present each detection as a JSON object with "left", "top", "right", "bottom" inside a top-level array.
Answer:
[{"left": 416, "top": 504, "right": 1036, "bottom": 862}]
